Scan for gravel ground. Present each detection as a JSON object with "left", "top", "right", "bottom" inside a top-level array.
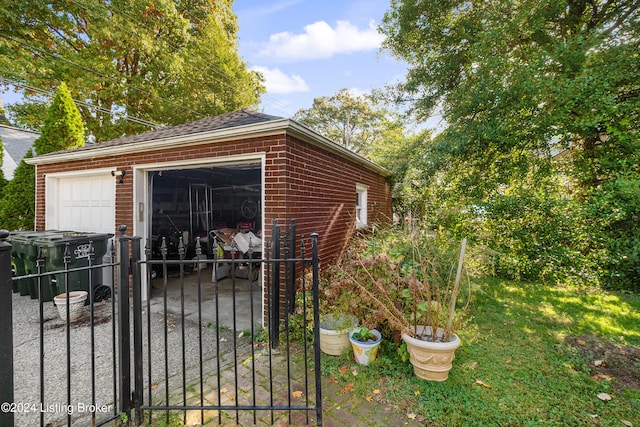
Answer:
[{"left": 10, "top": 291, "right": 242, "bottom": 426}]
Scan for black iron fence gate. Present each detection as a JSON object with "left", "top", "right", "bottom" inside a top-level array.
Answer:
[{"left": 0, "top": 219, "right": 322, "bottom": 426}]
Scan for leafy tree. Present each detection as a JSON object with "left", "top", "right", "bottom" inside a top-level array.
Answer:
[
  {"left": 380, "top": 1, "right": 640, "bottom": 290},
  {"left": 294, "top": 88, "right": 404, "bottom": 155},
  {"left": 381, "top": 0, "right": 639, "bottom": 191},
  {"left": 294, "top": 88, "right": 425, "bottom": 216},
  {"left": 0, "top": 0, "right": 264, "bottom": 141},
  {"left": 0, "top": 100, "right": 8, "bottom": 124},
  {"left": 34, "top": 82, "right": 84, "bottom": 155},
  {"left": 0, "top": 150, "right": 34, "bottom": 230}
]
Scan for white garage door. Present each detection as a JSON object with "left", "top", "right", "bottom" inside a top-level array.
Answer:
[{"left": 47, "top": 175, "right": 115, "bottom": 234}]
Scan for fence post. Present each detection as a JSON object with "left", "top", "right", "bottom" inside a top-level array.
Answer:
[
  {"left": 130, "top": 236, "right": 143, "bottom": 426},
  {"left": 117, "top": 225, "right": 131, "bottom": 421},
  {"left": 287, "top": 220, "right": 296, "bottom": 314},
  {"left": 270, "top": 220, "right": 280, "bottom": 349},
  {"left": 0, "top": 230, "right": 13, "bottom": 427},
  {"left": 311, "top": 233, "right": 323, "bottom": 426}
]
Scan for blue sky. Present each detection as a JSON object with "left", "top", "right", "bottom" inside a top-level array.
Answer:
[
  {"left": 0, "top": 0, "right": 408, "bottom": 120},
  {"left": 233, "top": 0, "right": 407, "bottom": 117}
]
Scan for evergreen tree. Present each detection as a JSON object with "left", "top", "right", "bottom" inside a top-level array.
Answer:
[
  {"left": 0, "top": 150, "right": 35, "bottom": 230},
  {"left": 33, "top": 82, "right": 85, "bottom": 155},
  {"left": 0, "top": 82, "right": 85, "bottom": 230}
]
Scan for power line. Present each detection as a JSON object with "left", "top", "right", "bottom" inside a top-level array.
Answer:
[
  {"left": 0, "top": 31, "right": 207, "bottom": 119},
  {"left": 67, "top": 0, "right": 295, "bottom": 116},
  {"left": 1, "top": 77, "right": 162, "bottom": 129},
  {"left": 1, "top": 2, "right": 295, "bottom": 120}
]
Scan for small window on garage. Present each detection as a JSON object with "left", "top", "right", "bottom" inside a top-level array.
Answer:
[{"left": 356, "top": 184, "right": 368, "bottom": 228}]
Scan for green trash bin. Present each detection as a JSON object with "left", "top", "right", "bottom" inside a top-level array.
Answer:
[
  {"left": 12, "top": 231, "right": 72, "bottom": 300},
  {"left": 8, "top": 231, "right": 48, "bottom": 296},
  {"left": 34, "top": 232, "right": 113, "bottom": 302}
]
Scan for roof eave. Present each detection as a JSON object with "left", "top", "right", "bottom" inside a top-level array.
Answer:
[
  {"left": 26, "top": 118, "right": 391, "bottom": 177},
  {"left": 284, "top": 120, "right": 391, "bottom": 177}
]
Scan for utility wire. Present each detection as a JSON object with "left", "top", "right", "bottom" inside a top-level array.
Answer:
[
  {"left": 1, "top": 2, "right": 295, "bottom": 119},
  {"left": 1, "top": 77, "right": 162, "bottom": 129},
  {"left": 0, "top": 31, "right": 207, "bottom": 119},
  {"left": 67, "top": 0, "right": 295, "bottom": 116}
]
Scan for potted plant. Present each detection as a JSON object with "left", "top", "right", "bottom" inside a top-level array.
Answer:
[
  {"left": 349, "top": 326, "right": 382, "bottom": 365},
  {"left": 338, "top": 227, "right": 470, "bottom": 381},
  {"left": 319, "top": 313, "right": 359, "bottom": 356}
]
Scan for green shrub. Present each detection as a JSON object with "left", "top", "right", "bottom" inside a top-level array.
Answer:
[
  {"left": 0, "top": 151, "right": 35, "bottom": 230},
  {"left": 580, "top": 176, "right": 640, "bottom": 292}
]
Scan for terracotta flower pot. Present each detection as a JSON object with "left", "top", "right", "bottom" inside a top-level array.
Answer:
[{"left": 401, "top": 326, "right": 460, "bottom": 381}]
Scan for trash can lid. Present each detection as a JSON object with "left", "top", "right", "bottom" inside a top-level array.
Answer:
[
  {"left": 33, "top": 232, "right": 114, "bottom": 246},
  {"left": 8, "top": 230, "right": 73, "bottom": 243}
]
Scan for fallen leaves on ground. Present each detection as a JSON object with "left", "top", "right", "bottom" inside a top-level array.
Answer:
[
  {"left": 339, "top": 365, "right": 348, "bottom": 374},
  {"left": 340, "top": 382, "right": 354, "bottom": 395},
  {"left": 594, "top": 359, "right": 606, "bottom": 367},
  {"left": 407, "top": 413, "right": 417, "bottom": 420},
  {"left": 373, "top": 389, "right": 380, "bottom": 394},
  {"left": 592, "top": 373, "right": 612, "bottom": 381},
  {"left": 597, "top": 392, "right": 612, "bottom": 401},
  {"left": 365, "top": 396, "right": 373, "bottom": 402},
  {"left": 292, "top": 390, "right": 303, "bottom": 399},
  {"left": 470, "top": 361, "right": 478, "bottom": 369},
  {"left": 475, "top": 380, "right": 490, "bottom": 388},
  {"left": 621, "top": 420, "right": 633, "bottom": 427}
]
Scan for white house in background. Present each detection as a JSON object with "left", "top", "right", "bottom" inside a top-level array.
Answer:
[{"left": 0, "top": 124, "right": 39, "bottom": 179}]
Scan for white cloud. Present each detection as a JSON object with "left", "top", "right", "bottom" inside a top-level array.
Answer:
[
  {"left": 252, "top": 66, "right": 309, "bottom": 94},
  {"left": 259, "top": 20, "right": 385, "bottom": 60}
]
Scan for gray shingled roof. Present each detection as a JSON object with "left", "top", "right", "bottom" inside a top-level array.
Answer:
[
  {"left": 26, "top": 107, "right": 392, "bottom": 176},
  {"left": 67, "top": 108, "right": 284, "bottom": 154},
  {"left": 0, "top": 124, "right": 38, "bottom": 162}
]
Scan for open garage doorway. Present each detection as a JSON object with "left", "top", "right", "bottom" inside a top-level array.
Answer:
[
  {"left": 148, "top": 162, "right": 262, "bottom": 262},
  {"left": 144, "top": 160, "right": 264, "bottom": 329}
]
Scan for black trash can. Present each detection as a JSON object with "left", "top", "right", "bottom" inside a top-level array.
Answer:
[{"left": 34, "top": 232, "right": 113, "bottom": 301}]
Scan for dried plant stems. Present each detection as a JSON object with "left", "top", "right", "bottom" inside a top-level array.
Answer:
[
  {"left": 345, "top": 260, "right": 412, "bottom": 335},
  {"left": 446, "top": 238, "right": 467, "bottom": 336}
]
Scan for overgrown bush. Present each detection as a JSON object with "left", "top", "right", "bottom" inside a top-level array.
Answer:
[
  {"left": 480, "top": 183, "right": 585, "bottom": 284},
  {"left": 580, "top": 176, "right": 640, "bottom": 292},
  {"left": 321, "top": 226, "right": 475, "bottom": 342}
]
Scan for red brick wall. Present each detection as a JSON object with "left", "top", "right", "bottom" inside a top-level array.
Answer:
[
  {"left": 34, "top": 132, "right": 392, "bottom": 265},
  {"left": 272, "top": 135, "right": 392, "bottom": 265}
]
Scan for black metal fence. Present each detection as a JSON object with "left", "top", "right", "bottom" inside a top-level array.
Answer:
[{"left": 0, "top": 219, "right": 322, "bottom": 426}]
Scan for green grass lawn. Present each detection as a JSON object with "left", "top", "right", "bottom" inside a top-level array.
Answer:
[{"left": 319, "top": 278, "right": 640, "bottom": 426}]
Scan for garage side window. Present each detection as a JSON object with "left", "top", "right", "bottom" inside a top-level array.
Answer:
[{"left": 356, "top": 184, "right": 368, "bottom": 229}]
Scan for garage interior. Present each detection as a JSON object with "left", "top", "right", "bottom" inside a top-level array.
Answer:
[
  {"left": 146, "top": 162, "right": 264, "bottom": 329},
  {"left": 148, "top": 162, "right": 262, "bottom": 261}
]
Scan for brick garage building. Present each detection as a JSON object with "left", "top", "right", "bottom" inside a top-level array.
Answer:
[{"left": 27, "top": 109, "right": 392, "bottom": 298}]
